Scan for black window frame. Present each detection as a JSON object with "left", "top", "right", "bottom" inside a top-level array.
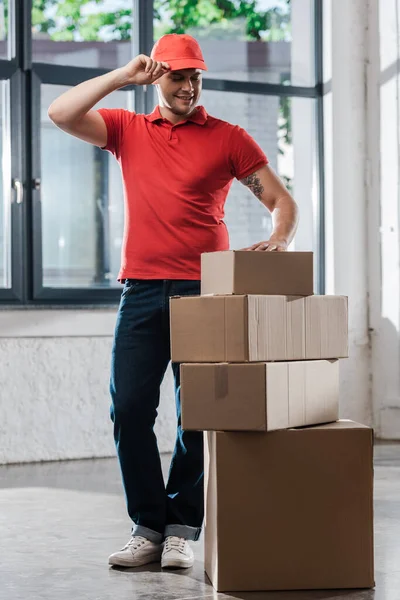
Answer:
[{"left": 0, "top": 0, "right": 325, "bottom": 306}]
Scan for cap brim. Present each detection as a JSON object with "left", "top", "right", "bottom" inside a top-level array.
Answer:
[{"left": 165, "top": 58, "right": 208, "bottom": 72}]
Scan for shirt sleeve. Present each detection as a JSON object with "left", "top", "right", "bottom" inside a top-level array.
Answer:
[
  {"left": 229, "top": 125, "right": 268, "bottom": 180},
  {"left": 96, "top": 108, "right": 136, "bottom": 159}
]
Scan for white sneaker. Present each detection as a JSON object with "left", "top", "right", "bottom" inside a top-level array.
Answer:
[
  {"left": 161, "top": 536, "right": 194, "bottom": 569},
  {"left": 108, "top": 536, "right": 162, "bottom": 567}
]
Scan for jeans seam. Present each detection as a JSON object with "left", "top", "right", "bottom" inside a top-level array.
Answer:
[{"left": 162, "top": 280, "right": 170, "bottom": 335}]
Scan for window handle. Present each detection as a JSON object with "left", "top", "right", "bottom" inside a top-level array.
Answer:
[{"left": 13, "top": 178, "right": 24, "bottom": 204}]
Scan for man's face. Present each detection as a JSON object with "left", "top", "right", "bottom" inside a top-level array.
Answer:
[{"left": 155, "top": 68, "right": 202, "bottom": 115}]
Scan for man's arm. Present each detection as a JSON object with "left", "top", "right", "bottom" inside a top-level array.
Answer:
[
  {"left": 47, "top": 55, "right": 170, "bottom": 147},
  {"left": 240, "top": 164, "right": 299, "bottom": 251}
]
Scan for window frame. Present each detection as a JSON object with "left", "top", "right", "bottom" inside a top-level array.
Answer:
[
  {"left": 0, "top": 0, "right": 325, "bottom": 306},
  {"left": 0, "top": 0, "right": 27, "bottom": 304}
]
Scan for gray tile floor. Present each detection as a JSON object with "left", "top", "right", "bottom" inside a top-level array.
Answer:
[{"left": 0, "top": 443, "right": 399, "bottom": 600}]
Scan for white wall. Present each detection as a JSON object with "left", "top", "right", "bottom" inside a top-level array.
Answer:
[
  {"left": 0, "top": 311, "right": 177, "bottom": 464},
  {"left": 324, "top": 0, "right": 372, "bottom": 427},
  {"left": 368, "top": 0, "right": 400, "bottom": 439},
  {"left": 325, "top": 0, "right": 400, "bottom": 439}
]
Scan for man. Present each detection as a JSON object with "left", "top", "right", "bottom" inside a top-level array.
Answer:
[{"left": 48, "top": 33, "right": 298, "bottom": 570}]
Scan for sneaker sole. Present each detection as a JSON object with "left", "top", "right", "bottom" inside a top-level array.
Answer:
[
  {"left": 161, "top": 557, "right": 194, "bottom": 569},
  {"left": 109, "top": 551, "right": 162, "bottom": 568}
]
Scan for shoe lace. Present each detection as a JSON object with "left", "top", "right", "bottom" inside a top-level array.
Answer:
[
  {"left": 123, "top": 536, "right": 147, "bottom": 551},
  {"left": 165, "top": 536, "right": 186, "bottom": 553}
]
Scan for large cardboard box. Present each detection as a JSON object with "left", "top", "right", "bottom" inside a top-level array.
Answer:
[
  {"left": 205, "top": 421, "right": 374, "bottom": 592},
  {"left": 181, "top": 360, "right": 339, "bottom": 431},
  {"left": 201, "top": 250, "right": 313, "bottom": 296},
  {"left": 170, "top": 294, "right": 348, "bottom": 362}
]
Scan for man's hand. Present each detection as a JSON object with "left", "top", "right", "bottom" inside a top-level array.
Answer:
[
  {"left": 119, "top": 55, "right": 170, "bottom": 87},
  {"left": 241, "top": 238, "right": 288, "bottom": 252},
  {"left": 47, "top": 55, "right": 170, "bottom": 146}
]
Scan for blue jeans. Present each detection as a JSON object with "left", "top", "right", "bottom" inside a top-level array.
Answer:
[{"left": 110, "top": 279, "right": 203, "bottom": 544}]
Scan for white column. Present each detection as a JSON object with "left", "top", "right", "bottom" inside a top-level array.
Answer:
[
  {"left": 368, "top": 0, "right": 400, "bottom": 439},
  {"left": 325, "top": 0, "right": 371, "bottom": 425}
]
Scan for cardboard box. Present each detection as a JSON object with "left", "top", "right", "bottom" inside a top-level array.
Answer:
[
  {"left": 170, "top": 295, "right": 348, "bottom": 362},
  {"left": 201, "top": 250, "right": 314, "bottom": 296},
  {"left": 181, "top": 360, "right": 339, "bottom": 432},
  {"left": 205, "top": 420, "right": 374, "bottom": 592}
]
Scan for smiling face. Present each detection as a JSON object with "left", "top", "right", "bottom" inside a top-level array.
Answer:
[{"left": 155, "top": 68, "right": 203, "bottom": 117}]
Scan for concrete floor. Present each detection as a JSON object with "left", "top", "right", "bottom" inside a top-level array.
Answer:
[{"left": 0, "top": 443, "right": 399, "bottom": 600}]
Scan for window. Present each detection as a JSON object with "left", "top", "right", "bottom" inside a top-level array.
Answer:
[
  {"left": 154, "top": 0, "right": 315, "bottom": 86},
  {"left": 202, "top": 90, "right": 320, "bottom": 287},
  {"left": 32, "top": 0, "right": 133, "bottom": 70},
  {"left": 154, "top": 0, "right": 323, "bottom": 291},
  {"left": 0, "top": 0, "right": 11, "bottom": 59},
  {"left": 0, "top": 80, "right": 11, "bottom": 288},
  {"left": 0, "top": 0, "right": 324, "bottom": 305},
  {"left": 39, "top": 86, "right": 132, "bottom": 289}
]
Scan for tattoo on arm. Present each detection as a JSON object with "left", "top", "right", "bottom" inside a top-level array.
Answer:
[{"left": 240, "top": 173, "right": 264, "bottom": 200}]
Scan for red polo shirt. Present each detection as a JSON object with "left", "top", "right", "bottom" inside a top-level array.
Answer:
[{"left": 98, "top": 105, "right": 268, "bottom": 280}]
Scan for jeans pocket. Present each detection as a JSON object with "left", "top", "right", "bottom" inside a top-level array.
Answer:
[{"left": 121, "top": 279, "right": 141, "bottom": 298}]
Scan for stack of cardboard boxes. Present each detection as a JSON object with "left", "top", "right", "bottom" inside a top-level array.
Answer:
[{"left": 170, "top": 251, "right": 374, "bottom": 593}]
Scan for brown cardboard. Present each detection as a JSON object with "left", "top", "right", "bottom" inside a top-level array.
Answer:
[
  {"left": 205, "top": 420, "right": 374, "bottom": 592},
  {"left": 181, "top": 360, "right": 339, "bottom": 431},
  {"left": 305, "top": 295, "right": 349, "bottom": 359},
  {"left": 201, "top": 250, "right": 314, "bottom": 296},
  {"left": 170, "top": 295, "right": 348, "bottom": 362}
]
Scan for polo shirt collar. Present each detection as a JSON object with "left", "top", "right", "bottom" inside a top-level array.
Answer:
[{"left": 144, "top": 105, "right": 208, "bottom": 125}]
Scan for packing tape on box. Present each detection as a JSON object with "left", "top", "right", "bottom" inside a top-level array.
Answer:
[{"left": 214, "top": 364, "right": 229, "bottom": 398}]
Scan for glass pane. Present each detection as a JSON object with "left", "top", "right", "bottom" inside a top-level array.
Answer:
[
  {"left": 0, "top": 80, "right": 11, "bottom": 288},
  {"left": 41, "top": 85, "right": 132, "bottom": 288},
  {"left": 0, "top": 0, "right": 9, "bottom": 59},
  {"left": 201, "top": 91, "right": 319, "bottom": 278},
  {"left": 32, "top": 0, "right": 133, "bottom": 69},
  {"left": 154, "top": 0, "right": 315, "bottom": 85}
]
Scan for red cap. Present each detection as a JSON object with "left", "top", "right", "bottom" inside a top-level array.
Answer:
[{"left": 151, "top": 33, "right": 208, "bottom": 72}]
